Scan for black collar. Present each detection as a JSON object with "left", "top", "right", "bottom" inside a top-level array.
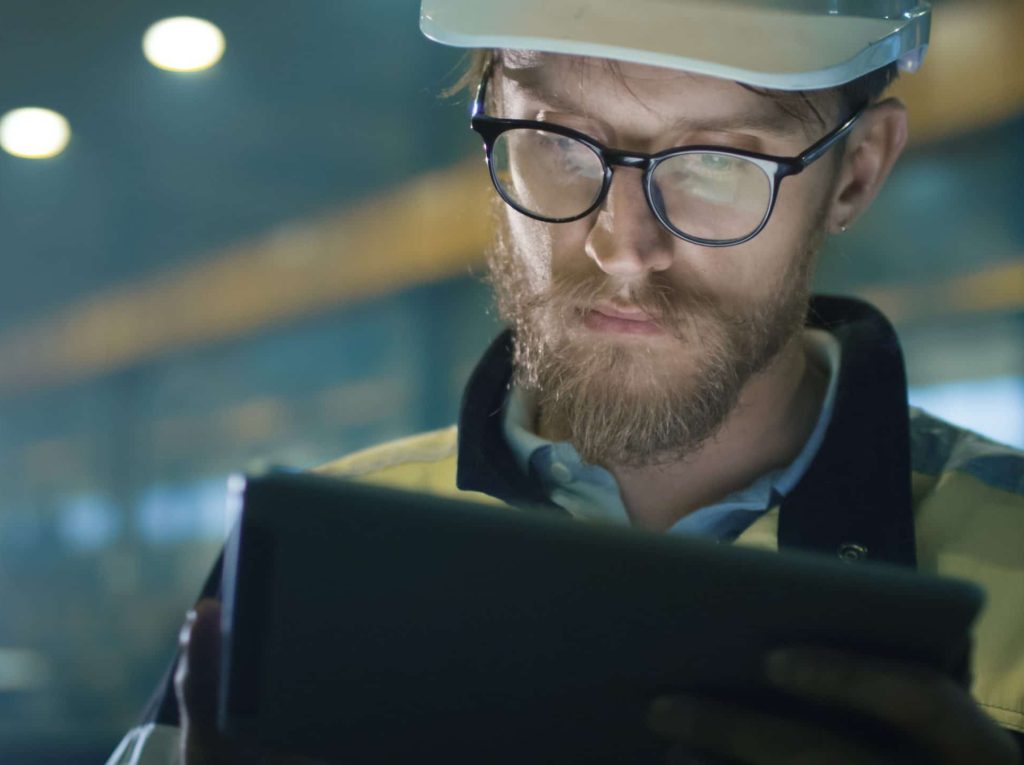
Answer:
[{"left": 456, "top": 295, "right": 916, "bottom": 568}]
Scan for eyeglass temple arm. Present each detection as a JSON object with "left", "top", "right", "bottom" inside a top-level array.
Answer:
[
  {"left": 471, "top": 61, "right": 496, "bottom": 121},
  {"left": 795, "top": 103, "right": 869, "bottom": 169}
]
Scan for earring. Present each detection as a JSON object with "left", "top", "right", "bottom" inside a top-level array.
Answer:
[{"left": 839, "top": 223, "right": 848, "bottom": 233}]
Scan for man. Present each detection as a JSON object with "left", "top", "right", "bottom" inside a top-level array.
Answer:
[{"left": 108, "top": 1, "right": 1024, "bottom": 762}]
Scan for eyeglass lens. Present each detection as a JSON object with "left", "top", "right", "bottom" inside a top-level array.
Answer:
[{"left": 490, "top": 128, "right": 773, "bottom": 242}]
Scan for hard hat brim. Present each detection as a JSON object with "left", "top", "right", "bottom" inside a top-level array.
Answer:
[{"left": 421, "top": 0, "right": 930, "bottom": 91}]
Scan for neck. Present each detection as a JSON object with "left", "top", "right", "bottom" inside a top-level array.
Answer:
[{"left": 538, "top": 332, "right": 828, "bottom": 531}]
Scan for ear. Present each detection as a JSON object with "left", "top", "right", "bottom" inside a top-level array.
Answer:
[{"left": 828, "top": 98, "right": 908, "bottom": 233}]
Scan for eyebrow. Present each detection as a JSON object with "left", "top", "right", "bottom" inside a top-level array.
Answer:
[
  {"left": 671, "top": 112, "right": 797, "bottom": 137},
  {"left": 509, "top": 79, "right": 798, "bottom": 138}
]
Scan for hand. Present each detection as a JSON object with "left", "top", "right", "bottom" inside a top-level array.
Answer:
[
  {"left": 646, "top": 647, "right": 1021, "bottom": 764},
  {"left": 174, "top": 598, "right": 331, "bottom": 765}
]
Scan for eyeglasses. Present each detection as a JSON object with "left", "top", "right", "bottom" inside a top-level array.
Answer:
[{"left": 470, "top": 66, "right": 866, "bottom": 247}]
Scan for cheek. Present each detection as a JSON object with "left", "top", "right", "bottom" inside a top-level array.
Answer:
[
  {"left": 699, "top": 174, "right": 828, "bottom": 300},
  {"left": 504, "top": 209, "right": 556, "bottom": 290},
  {"left": 771, "top": 164, "right": 837, "bottom": 243},
  {"left": 544, "top": 216, "right": 598, "bottom": 278}
]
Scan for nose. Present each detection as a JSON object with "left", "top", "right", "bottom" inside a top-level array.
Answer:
[{"left": 584, "top": 167, "right": 675, "bottom": 278}]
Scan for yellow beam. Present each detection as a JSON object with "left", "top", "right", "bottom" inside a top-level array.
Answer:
[
  {"left": 0, "top": 161, "right": 491, "bottom": 396},
  {"left": 858, "top": 260, "right": 1024, "bottom": 325}
]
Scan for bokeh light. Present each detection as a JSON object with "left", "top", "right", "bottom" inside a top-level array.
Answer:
[
  {"left": 142, "top": 16, "right": 226, "bottom": 73},
  {"left": 0, "top": 107, "right": 71, "bottom": 159}
]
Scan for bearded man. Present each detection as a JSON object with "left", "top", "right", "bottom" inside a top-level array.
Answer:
[{"left": 107, "top": 1, "right": 1024, "bottom": 763}]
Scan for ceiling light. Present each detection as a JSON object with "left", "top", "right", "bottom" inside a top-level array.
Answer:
[
  {"left": 0, "top": 108, "right": 71, "bottom": 159},
  {"left": 142, "top": 16, "right": 226, "bottom": 73}
]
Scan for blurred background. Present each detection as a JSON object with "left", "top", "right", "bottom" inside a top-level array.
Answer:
[{"left": 0, "top": 0, "right": 1020, "bottom": 761}]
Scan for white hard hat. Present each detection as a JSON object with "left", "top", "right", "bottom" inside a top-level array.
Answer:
[{"left": 420, "top": 0, "right": 931, "bottom": 91}]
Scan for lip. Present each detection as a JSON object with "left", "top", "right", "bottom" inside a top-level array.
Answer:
[
  {"left": 583, "top": 304, "right": 663, "bottom": 335},
  {"left": 592, "top": 304, "right": 657, "bottom": 322}
]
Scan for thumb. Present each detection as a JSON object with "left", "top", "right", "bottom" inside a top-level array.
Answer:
[{"left": 175, "top": 598, "right": 224, "bottom": 765}]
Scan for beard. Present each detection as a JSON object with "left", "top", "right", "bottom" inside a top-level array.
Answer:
[{"left": 486, "top": 209, "right": 825, "bottom": 469}]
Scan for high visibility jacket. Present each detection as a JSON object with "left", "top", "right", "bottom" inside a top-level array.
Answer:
[{"left": 106, "top": 296, "right": 1024, "bottom": 763}]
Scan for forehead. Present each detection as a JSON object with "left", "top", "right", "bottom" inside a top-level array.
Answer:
[{"left": 496, "top": 50, "right": 816, "bottom": 138}]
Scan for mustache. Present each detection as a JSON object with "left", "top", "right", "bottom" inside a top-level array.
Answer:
[{"left": 518, "top": 268, "right": 724, "bottom": 339}]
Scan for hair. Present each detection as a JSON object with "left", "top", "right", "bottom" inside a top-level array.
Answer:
[{"left": 445, "top": 48, "right": 899, "bottom": 130}]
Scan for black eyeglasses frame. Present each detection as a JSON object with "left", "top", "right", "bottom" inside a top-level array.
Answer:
[{"left": 470, "top": 65, "right": 867, "bottom": 248}]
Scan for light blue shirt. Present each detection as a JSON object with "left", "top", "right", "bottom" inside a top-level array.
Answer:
[{"left": 502, "top": 330, "right": 841, "bottom": 540}]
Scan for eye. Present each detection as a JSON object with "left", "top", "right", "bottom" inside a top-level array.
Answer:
[
  {"left": 536, "top": 132, "right": 603, "bottom": 177},
  {"left": 700, "top": 153, "right": 738, "bottom": 171},
  {"left": 536, "top": 132, "right": 572, "bottom": 150}
]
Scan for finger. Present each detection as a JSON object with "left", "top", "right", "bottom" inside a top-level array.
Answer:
[
  {"left": 764, "top": 648, "right": 1020, "bottom": 764},
  {"left": 648, "top": 694, "right": 890, "bottom": 765},
  {"left": 174, "top": 598, "right": 225, "bottom": 765},
  {"left": 173, "top": 608, "right": 197, "bottom": 710},
  {"left": 182, "top": 598, "right": 222, "bottom": 729}
]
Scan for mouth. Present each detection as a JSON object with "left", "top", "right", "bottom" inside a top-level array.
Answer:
[{"left": 582, "top": 303, "right": 664, "bottom": 336}]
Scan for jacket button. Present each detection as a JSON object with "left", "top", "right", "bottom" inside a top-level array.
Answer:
[{"left": 837, "top": 542, "right": 868, "bottom": 562}]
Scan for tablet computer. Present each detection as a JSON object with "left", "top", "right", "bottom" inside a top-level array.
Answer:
[{"left": 218, "top": 471, "right": 983, "bottom": 763}]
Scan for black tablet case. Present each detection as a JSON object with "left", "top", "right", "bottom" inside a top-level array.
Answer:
[{"left": 219, "top": 472, "right": 982, "bottom": 763}]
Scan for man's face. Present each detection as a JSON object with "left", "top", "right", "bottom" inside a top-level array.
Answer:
[{"left": 487, "top": 52, "right": 842, "bottom": 468}]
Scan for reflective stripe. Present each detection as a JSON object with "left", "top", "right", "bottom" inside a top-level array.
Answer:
[{"left": 910, "top": 407, "right": 1024, "bottom": 496}]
